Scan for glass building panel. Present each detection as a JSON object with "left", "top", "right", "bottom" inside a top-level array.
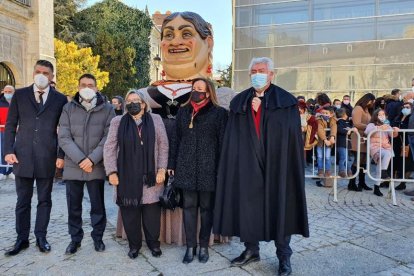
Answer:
[
  {"left": 236, "top": 7, "right": 252, "bottom": 27},
  {"left": 376, "top": 39, "right": 414, "bottom": 64},
  {"left": 235, "top": 28, "right": 253, "bottom": 49},
  {"left": 253, "top": 1, "right": 309, "bottom": 25},
  {"left": 236, "top": 0, "right": 302, "bottom": 6},
  {"left": 274, "top": 45, "right": 309, "bottom": 68},
  {"left": 275, "top": 68, "right": 309, "bottom": 92},
  {"left": 234, "top": 49, "right": 253, "bottom": 71},
  {"left": 309, "top": 42, "right": 376, "bottom": 67},
  {"left": 377, "top": 15, "right": 414, "bottom": 39},
  {"left": 375, "top": 64, "right": 414, "bottom": 90},
  {"left": 233, "top": 71, "right": 251, "bottom": 92},
  {"left": 313, "top": 0, "right": 375, "bottom": 21},
  {"left": 379, "top": 0, "right": 414, "bottom": 15},
  {"left": 248, "top": 24, "right": 308, "bottom": 48},
  {"left": 312, "top": 18, "right": 375, "bottom": 43}
]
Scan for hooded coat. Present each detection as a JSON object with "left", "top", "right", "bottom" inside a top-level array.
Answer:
[{"left": 213, "top": 84, "right": 309, "bottom": 243}]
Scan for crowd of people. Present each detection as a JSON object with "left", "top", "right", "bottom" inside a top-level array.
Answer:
[
  {"left": 299, "top": 83, "right": 414, "bottom": 199},
  {"left": 1, "top": 55, "right": 308, "bottom": 276}
]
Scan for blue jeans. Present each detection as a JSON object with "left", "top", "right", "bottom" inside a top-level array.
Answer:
[
  {"left": 337, "top": 147, "right": 353, "bottom": 172},
  {"left": 317, "top": 146, "right": 331, "bottom": 171}
]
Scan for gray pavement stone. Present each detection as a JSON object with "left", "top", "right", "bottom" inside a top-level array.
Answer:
[{"left": 0, "top": 172, "right": 413, "bottom": 275}]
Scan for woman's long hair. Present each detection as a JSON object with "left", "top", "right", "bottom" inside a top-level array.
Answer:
[
  {"left": 370, "top": 108, "right": 385, "bottom": 125},
  {"left": 183, "top": 78, "right": 219, "bottom": 106},
  {"left": 355, "top": 93, "right": 376, "bottom": 114}
]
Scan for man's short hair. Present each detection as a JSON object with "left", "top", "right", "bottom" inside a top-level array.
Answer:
[
  {"left": 35, "top": 60, "right": 54, "bottom": 73},
  {"left": 3, "top": 85, "right": 15, "bottom": 92},
  {"left": 336, "top": 108, "right": 346, "bottom": 118},
  {"left": 343, "top": 95, "right": 350, "bottom": 99},
  {"left": 391, "top": 88, "right": 401, "bottom": 95},
  {"left": 248, "top": 57, "right": 275, "bottom": 72},
  {"left": 78, "top": 73, "right": 97, "bottom": 86}
]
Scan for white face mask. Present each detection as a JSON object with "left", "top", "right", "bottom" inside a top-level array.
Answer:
[
  {"left": 343, "top": 100, "right": 350, "bottom": 105},
  {"left": 335, "top": 105, "right": 341, "bottom": 109},
  {"left": 378, "top": 116, "right": 386, "bottom": 123},
  {"left": 79, "top": 87, "right": 96, "bottom": 101},
  {"left": 34, "top": 74, "right": 49, "bottom": 90}
]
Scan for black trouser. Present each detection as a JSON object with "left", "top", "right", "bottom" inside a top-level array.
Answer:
[
  {"left": 15, "top": 176, "right": 53, "bottom": 240},
  {"left": 66, "top": 179, "right": 106, "bottom": 242},
  {"left": 244, "top": 236, "right": 293, "bottom": 261},
  {"left": 120, "top": 203, "right": 161, "bottom": 250},
  {"left": 182, "top": 190, "right": 215, "bottom": 248}
]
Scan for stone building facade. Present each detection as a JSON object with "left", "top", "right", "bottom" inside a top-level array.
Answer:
[{"left": 0, "top": 0, "right": 54, "bottom": 90}]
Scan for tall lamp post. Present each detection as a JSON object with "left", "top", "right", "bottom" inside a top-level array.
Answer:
[{"left": 153, "top": 54, "right": 161, "bottom": 81}]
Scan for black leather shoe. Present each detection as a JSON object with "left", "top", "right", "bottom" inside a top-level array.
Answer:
[
  {"left": 65, "top": 241, "right": 81, "bottom": 255},
  {"left": 278, "top": 258, "right": 292, "bottom": 276},
  {"left": 94, "top": 240, "right": 105, "bottom": 252},
  {"left": 36, "top": 237, "right": 51, "bottom": 253},
  {"left": 182, "top": 247, "right": 197, "bottom": 264},
  {"left": 199, "top": 247, "right": 209, "bottom": 263},
  {"left": 150, "top": 247, "right": 162, "bottom": 257},
  {"left": 230, "top": 250, "right": 260, "bottom": 267},
  {"left": 395, "top": 182, "right": 406, "bottom": 190},
  {"left": 128, "top": 249, "right": 139, "bottom": 259},
  {"left": 4, "top": 240, "right": 29, "bottom": 256}
]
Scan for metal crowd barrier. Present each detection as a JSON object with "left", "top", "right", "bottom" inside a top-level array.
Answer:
[
  {"left": 305, "top": 130, "right": 361, "bottom": 202},
  {"left": 365, "top": 128, "right": 414, "bottom": 206}
]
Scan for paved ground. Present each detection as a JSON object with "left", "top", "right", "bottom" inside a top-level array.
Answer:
[{"left": 0, "top": 171, "right": 414, "bottom": 276}]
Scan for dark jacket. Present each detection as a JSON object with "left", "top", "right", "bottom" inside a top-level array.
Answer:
[
  {"left": 341, "top": 102, "right": 353, "bottom": 118},
  {"left": 385, "top": 94, "right": 403, "bottom": 124},
  {"left": 168, "top": 101, "right": 228, "bottom": 192},
  {"left": 213, "top": 84, "right": 309, "bottom": 243},
  {"left": 58, "top": 92, "right": 115, "bottom": 181},
  {"left": 4, "top": 85, "right": 68, "bottom": 178},
  {"left": 336, "top": 118, "right": 353, "bottom": 148}
]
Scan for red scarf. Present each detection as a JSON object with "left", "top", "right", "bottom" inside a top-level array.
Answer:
[{"left": 190, "top": 99, "right": 210, "bottom": 113}]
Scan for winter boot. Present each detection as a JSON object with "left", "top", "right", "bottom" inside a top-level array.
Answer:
[
  {"left": 348, "top": 166, "right": 360, "bottom": 191},
  {"left": 374, "top": 185, "right": 383, "bottom": 197},
  {"left": 358, "top": 169, "right": 372, "bottom": 191}
]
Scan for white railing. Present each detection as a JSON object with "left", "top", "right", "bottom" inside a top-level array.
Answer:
[
  {"left": 305, "top": 130, "right": 361, "bottom": 202},
  {"left": 365, "top": 128, "right": 414, "bottom": 206}
]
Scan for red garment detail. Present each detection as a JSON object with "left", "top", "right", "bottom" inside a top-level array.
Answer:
[
  {"left": 190, "top": 99, "right": 210, "bottom": 113},
  {"left": 252, "top": 104, "right": 262, "bottom": 138},
  {"left": 0, "top": 107, "right": 9, "bottom": 132}
]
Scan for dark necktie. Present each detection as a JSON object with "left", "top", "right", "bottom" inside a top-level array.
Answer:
[{"left": 38, "top": 91, "right": 45, "bottom": 108}]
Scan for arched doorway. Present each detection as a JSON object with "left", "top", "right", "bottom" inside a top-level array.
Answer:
[{"left": 0, "top": 62, "right": 16, "bottom": 91}]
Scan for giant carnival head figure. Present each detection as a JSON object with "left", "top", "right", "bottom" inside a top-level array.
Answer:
[{"left": 160, "top": 11, "right": 214, "bottom": 80}]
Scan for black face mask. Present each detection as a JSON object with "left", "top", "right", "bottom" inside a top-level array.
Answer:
[
  {"left": 126, "top": 102, "right": 142, "bottom": 116},
  {"left": 191, "top": 91, "right": 207, "bottom": 103}
]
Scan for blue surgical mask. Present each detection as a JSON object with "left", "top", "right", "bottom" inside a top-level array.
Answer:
[
  {"left": 321, "top": 115, "right": 330, "bottom": 121},
  {"left": 402, "top": 108, "right": 411, "bottom": 116},
  {"left": 4, "top": 93, "right": 13, "bottom": 100},
  {"left": 251, "top": 73, "right": 268, "bottom": 90}
]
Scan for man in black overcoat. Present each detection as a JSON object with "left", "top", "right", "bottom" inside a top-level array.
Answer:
[
  {"left": 3, "top": 60, "right": 68, "bottom": 256},
  {"left": 214, "top": 57, "right": 309, "bottom": 276}
]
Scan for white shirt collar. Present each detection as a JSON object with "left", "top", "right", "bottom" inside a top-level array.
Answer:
[{"left": 33, "top": 84, "right": 51, "bottom": 103}]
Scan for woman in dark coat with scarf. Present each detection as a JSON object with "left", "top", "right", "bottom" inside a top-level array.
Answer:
[
  {"left": 391, "top": 102, "right": 414, "bottom": 190},
  {"left": 168, "top": 78, "right": 228, "bottom": 264},
  {"left": 104, "top": 91, "right": 169, "bottom": 259}
]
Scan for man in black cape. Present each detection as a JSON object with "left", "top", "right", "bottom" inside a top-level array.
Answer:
[{"left": 214, "top": 57, "right": 309, "bottom": 276}]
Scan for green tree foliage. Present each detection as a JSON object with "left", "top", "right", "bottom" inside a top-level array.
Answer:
[
  {"left": 54, "top": 0, "right": 87, "bottom": 43},
  {"left": 217, "top": 63, "right": 233, "bottom": 88},
  {"left": 73, "top": 0, "right": 152, "bottom": 98}
]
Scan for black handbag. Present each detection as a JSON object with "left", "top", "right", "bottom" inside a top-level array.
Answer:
[{"left": 159, "top": 175, "right": 181, "bottom": 210}]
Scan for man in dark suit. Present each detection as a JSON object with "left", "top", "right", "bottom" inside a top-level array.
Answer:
[{"left": 3, "top": 60, "right": 68, "bottom": 256}]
